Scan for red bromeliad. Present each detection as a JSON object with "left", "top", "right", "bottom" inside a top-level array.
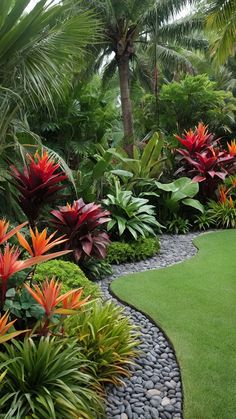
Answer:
[
  {"left": 175, "top": 123, "right": 213, "bottom": 154},
  {"left": 175, "top": 124, "right": 236, "bottom": 199},
  {"left": 10, "top": 150, "right": 68, "bottom": 226},
  {"left": 51, "top": 199, "right": 111, "bottom": 262}
]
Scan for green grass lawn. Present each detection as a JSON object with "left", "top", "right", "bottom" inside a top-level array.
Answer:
[{"left": 111, "top": 230, "right": 236, "bottom": 419}]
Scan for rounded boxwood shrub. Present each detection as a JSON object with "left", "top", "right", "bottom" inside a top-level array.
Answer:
[
  {"left": 34, "top": 260, "right": 101, "bottom": 299},
  {"left": 106, "top": 237, "right": 160, "bottom": 264}
]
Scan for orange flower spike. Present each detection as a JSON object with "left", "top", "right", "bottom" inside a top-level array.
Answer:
[
  {"left": 229, "top": 196, "right": 234, "bottom": 208},
  {"left": 230, "top": 177, "right": 236, "bottom": 188},
  {"left": 227, "top": 140, "right": 236, "bottom": 156},
  {"left": 0, "top": 245, "right": 23, "bottom": 282},
  {"left": 17, "top": 228, "right": 67, "bottom": 256},
  {"left": 62, "top": 288, "right": 90, "bottom": 310},
  {"left": 0, "top": 311, "right": 16, "bottom": 336},
  {"left": 24, "top": 278, "right": 62, "bottom": 316},
  {"left": 219, "top": 186, "right": 227, "bottom": 203},
  {"left": 0, "top": 219, "right": 28, "bottom": 245}
]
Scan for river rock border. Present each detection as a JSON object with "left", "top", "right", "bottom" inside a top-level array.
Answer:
[{"left": 99, "top": 233, "right": 199, "bottom": 419}]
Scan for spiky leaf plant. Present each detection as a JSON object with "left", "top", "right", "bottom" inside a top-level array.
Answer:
[
  {"left": 0, "top": 337, "right": 104, "bottom": 419},
  {"left": 65, "top": 300, "right": 139, "bottom": 385}
]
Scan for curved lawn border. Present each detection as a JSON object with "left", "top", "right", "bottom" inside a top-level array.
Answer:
[
  {"left": 101, "top": 233, "right": 199, "bottom": 419},
  {"left": 110, "top": 230, "right": 236, "bottom": 419}
]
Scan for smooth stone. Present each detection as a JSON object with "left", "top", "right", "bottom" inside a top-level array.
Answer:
[
  {"left": 145, "top": 380, "right": 155, "bottom": 389},
  {"left": 133, "top": 407, "right": 144, "bottom": 414},
  {"left": 161, "top": 397, "right": 171, "bottom": 407},
  {"left": 150, "top": 398, "right": 161, "bottom": 407},
  {"left": 147, "top": 389, "right": 161, "bottom": 397}
]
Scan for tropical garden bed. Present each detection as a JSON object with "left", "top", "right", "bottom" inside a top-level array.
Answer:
[{"left": 0, "top": 0, "right": 236, "bottom": 418}]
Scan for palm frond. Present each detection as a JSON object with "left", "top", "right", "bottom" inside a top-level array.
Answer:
[
  {"left": 155, "top": 44, "right": 195, "bottom": 73},
  {"left": 207, "top": 0, "right": 236, "bottom": 64}
]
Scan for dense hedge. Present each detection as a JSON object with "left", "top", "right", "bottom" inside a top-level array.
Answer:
[{"left": 106, "top": 237, "right": 160, "bottom": 264}]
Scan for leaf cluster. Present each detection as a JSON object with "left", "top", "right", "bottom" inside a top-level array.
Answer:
[
  {"left": 65, "top": 300, "right": 140, "bottom": 385},
  {"left": 0, "top": 337, "right": 104, "bottom": 418},
  {"left": 106, "top": 237, "right": 160, "bottom": 264},
  {"left": 34, "top": 260, "right": 101, "bottom": 299}
]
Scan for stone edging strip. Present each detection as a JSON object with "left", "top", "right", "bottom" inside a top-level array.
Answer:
[{"left": 100, "top": 233, "right": 199, "bottom": 419}]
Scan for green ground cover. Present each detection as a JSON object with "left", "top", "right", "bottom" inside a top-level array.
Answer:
[{"left": 111, "top": 230, "right": 236, "bottom": 419}]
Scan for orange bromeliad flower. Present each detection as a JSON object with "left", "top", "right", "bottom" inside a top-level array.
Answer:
[
  {"left": 0, "top": 311, "right": 28, "bottom": 344},
  {"left": 219, "top": 186, "right": 227, "bottom": 203},
  {"left": 0, "top": 219, "right": 27, "bottom": 245},
  {"left": 17, "top": 227, "right": 67, "bottom": 257},
  {"left": 227, "top": 140, "right": 236, "bottom": 156},
  {"left": 0, "top": 311, "right": 16, "bottom": 336},
  {"left": 62, "top": 288, "right": 90, "bottom": 310},
  {"left": 0, "top": 243, "right": 71, "bottom": 305},
  {"left": 24, "top": 279, "right": 86, "bottom": 317}
]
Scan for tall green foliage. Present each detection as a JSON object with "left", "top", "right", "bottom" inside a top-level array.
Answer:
[
  {"left": 159, "top": 74, "right": 236, "bottom": 135},
  {"left": 80, "top": 0, "right": 204, "bottom": 149}
]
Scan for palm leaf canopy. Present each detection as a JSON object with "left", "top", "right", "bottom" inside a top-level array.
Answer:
[
  {"left": 0, "top": 0, "right": 100, "bottom": 109},
  {"left": 94, "top": 0, "right": 207, "bottom": 84},
  {"left": 206, "top": 0, "right": 236, "bottom": 64}
]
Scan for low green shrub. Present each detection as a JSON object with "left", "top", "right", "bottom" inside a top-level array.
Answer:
[
  {"left": 0, "top": 337, "right": 104, "bottom": 418},
  {"left": 106, "top": 237, "right": 160, "bottom": 264},
  {"left": 65, "top": 300, "right": 139, "bottom": 385},
  {"left": 208, "top": 200, "right": 236, "bottom": 229},
  {"left": 34, "top": 260, "right": 100, "bottom": 299},
  {"left": 166, "top": 216, "right": 191, "bottom": 234},
  {"left": 194, "top": 211, "right": 215, "bottom": 231},
  {"left": 81, "top": 258, "right": 112, "bottom": 281}
]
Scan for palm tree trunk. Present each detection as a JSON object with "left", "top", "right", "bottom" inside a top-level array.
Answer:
[{"left": 117, "top": 56, "right": 134, "bottom": 156}]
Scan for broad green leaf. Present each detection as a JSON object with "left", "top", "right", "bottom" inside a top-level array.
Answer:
[
  {"left": 171, "top": 177, "right": 199, "bottom": 201},
  {"left": 155, "top": 181, "right": 178, "bottom": 192},
  {"left": 93, "top": 158, "right": 111, "bottom": 179},
  {"left": 141, "top": 134, "right": 157, "bottom": 170},
  {"left": 111, "top": 169, "right": 133, "bottom": 178},
  {"left": 182, "top": 198, "right": 204, "bottom": 213}
]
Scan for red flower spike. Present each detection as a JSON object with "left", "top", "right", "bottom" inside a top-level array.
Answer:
[
  {"left": 175, "top": 123, "right": 213, "bottom": 154},
  {"left": 10, "top": 150, "right": 68, "bottom": 225},
  {"left": 219, "top": 186, "right": 227, "bottom": 203}
]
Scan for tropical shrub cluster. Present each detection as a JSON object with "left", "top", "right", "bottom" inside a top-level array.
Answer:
[
  {"left": 106, "top": 237, "right": 160, "bottom": 264},
  {"left": 1, "top": 0, "right": 236, "bottom": 415},
  {"left": 0, "top": 217, "right": 139, "bottom": 416}
]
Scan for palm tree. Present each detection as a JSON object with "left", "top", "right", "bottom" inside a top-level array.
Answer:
[
  {"left": 81, "top": 0, "right": 205, "bottom": 153},
  {"left": 0, "top": 0, "right": 100, "bottom": 147},
  {"left": 206, "top": 0, "right": 236, "bottom": 65}
]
